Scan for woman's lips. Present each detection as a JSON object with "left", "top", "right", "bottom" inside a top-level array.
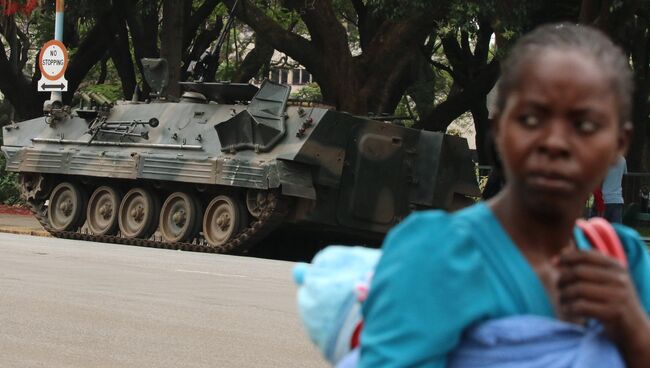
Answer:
[{"left": 525, "top": 173, "right": 576, "bottom": 193}]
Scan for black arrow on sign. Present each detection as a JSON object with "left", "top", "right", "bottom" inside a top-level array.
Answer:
[{"left": 41, "top": 83, "right": 65, "bottom": 90}]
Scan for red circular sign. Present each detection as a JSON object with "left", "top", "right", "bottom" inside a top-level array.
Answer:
[{"left": 39, "top": 40, "right": 68, "bottom": 81}]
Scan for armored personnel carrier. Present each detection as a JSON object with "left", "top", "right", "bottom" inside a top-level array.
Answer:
[{"left": 1, "top": 59, "right": 479, "bottom": 253}]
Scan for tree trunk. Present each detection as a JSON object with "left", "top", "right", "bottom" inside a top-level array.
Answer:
[
  {"left": 161, "top": 0, "right": 185, "bottom": 99},
  {"left": 126, "top": 0, "right": 161, "bottom": 99},
  {"left": 96, "top": 53, "right": 109, "bottom": 84},
  {"left": 0, "top": 37, "right": 41, "bottom": 119},
  {"left": 232, "top": 34, "right": 274, "bottom": 83},
  {"left": 470, "top": 99, "right": 491, "bottom": 164},
  {"left": 109, "top": 5, "right": 137, "bottom": 100},
  {"left": 406, "top": 56, "right": 437, "bottom": 119},
  {"left": 63, "top": 10, "right": 117, "bottom": 104}
]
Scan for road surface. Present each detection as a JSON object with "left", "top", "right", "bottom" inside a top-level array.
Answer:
[{"left": 0, "top": 233, "right": 328, "bottom": 368}]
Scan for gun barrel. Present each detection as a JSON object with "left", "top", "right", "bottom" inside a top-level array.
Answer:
[
  {"left": 79, "top": 92, "right": 92, "bottom": 105},
  {"left": 88, "top": 92, "right": 110, "bottom": 105}
]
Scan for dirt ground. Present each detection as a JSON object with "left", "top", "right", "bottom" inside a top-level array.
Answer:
[
  {"left": 0, "top": 204, "right": 48, "bottom": 236},
  {"left": 0, "top": 204, "right": 31, "bottom": 216}
]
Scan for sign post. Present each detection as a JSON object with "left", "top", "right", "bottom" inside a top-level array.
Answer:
[{"left": 38, "top": 39, "right": 68, "bottom": 92}]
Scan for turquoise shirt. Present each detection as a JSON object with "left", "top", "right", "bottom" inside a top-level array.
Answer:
[{"left": 359, "top": 203, "right": 650, "bottom": 367}]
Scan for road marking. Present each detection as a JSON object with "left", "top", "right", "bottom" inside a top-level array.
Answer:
[{"left": 175, "top": 269, "right": 248, "bottom": 278}]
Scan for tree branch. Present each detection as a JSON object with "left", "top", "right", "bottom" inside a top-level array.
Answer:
[
  {"left": 416, "top": 61, "right": 500, "bottom": 132},
  {"left": 63, "top": 9, "right": 116, "bottom": 103},
  {"left": 126, "top": 0, "right": 160, "bottom": 97},
  {"left": 222, "top": 0, "right": 320, "bottom": 71},
  {"left": 352, "top": 0, "right": 383, "bottom": 51},
  {"left": 16, "top": 26, "right": 29, "bottom": 72},
  {"left": 232, "top": 33, "right": 274, "bottom": 83},
  {"left": 441, "top": 32, "right": 467, "bottom": 84},
  {"left": 109, "top": 13, "right": 137, "bottom": 99},
  {"left": 350, "top": 0, "right": 365, "bottom": 16},
  {"left": 183, "top": 0, "right": 221, "bottom": 52},
  {"left": 428, "top": 59, "right": 457, "bottom": 79},
  {"left": 460, "top": 30, "right": 472, "bottom": 60},
  {"left": 473, "top": 20, "right": 493, "bottom": 64},
  {"left": 181, "top": 18, "right": 223, "bottom": 80},
  {"left": 283, "top": 0, "right": 350, "bottom": 57}
]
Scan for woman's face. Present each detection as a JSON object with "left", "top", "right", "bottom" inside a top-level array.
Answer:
[{"left": 495, "top": 49, "right": 628, "bottom": 218}]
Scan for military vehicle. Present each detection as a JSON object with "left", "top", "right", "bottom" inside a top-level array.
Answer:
[{"left": 1, "top": 58, "right": 479, "bottom": 253}]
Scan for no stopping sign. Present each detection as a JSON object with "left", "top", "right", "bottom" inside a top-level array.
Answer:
[
  {"left": 39, "top": 40, "right": 68, "bottom": 79},
  {"left": 38, "top": 40, "right": 68, "bottom": 91}
]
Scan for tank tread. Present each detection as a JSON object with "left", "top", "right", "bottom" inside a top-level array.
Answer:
[{"left": 25, "top": 190, "right": 288, "bottom": 254}]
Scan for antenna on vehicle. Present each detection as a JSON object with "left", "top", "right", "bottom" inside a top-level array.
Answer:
[{"left": 187, "top": 0, "right": 241, "bottom": 83}]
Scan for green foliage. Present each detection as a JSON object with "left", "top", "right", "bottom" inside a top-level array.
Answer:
[
  {"left": 216, "top": 62, "right": 238, "bottom": 81},
  {"left": 0, "top": 128, "right": 21, "bottom": 205},
  {"left": 81, "top": 83, "right": 123, "bottom": 102},
  {"left": 290, "top": 83, "right": 322, "bottom": 101},
  {"left": 393, "top": 96, "right": 416, "bottom": 128},
  {"left": 0, "top": 155, "right": 21, "bottom": 205}
]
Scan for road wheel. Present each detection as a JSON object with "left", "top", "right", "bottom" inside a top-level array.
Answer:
[
  {"left": 87, "top": 186, "right": 122, "bottom": 235},
  {"left": 246, "top": 189, "right": 267, "bottom": 218},
  {"left": 48, "top": 182, "right": 87, "bottom": 231},
  {"left": 203, "top": 195, "right": 243, "bottom": 247},
  {"left": 159, "top": 192, "right": 201, "bottom": 243},
  {"left": 118, "top": 188, "right": 158, "bottom": 239}
]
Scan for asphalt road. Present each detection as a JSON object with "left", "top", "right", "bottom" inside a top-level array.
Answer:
[{"left": 0, "top": 233, "right": 328, "bottom": 368}]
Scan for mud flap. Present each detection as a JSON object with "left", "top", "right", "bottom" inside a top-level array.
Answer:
[{"left": 277, "top": 160, "right": 316, "bottom": 200}]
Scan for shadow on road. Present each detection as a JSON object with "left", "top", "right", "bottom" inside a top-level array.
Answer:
[{"left": 246, "top": 226, "right": 382, "bottom": 263}]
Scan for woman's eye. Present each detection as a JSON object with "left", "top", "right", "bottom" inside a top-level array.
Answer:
[
  {"left": 575, "top": 120, "right": 598, "bottom": 133},
  {"left": 519, "top": 114, "right": 540, "bottom": 128}
]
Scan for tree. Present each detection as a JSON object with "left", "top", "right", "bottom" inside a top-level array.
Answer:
[
  {"left": 414, "top": 20, "right": 499, "bottom": 164},
  {"left": 223, "top": 0, "right": 449, "bottom": 114},
  {"left": 0, "top": 1, "right": 133, "bottom": 119}
]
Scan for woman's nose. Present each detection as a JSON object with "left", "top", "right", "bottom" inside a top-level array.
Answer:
[{"left": 536, "top": 120, "right": 570, "bottom": 159}]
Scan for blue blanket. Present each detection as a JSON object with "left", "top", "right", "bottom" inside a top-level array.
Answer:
[
  {"left": 446, "top": 315, "right": 624, "bottom": 368},
  {"left": 340, "top": 315, "right": 624, "bottom": 367}
]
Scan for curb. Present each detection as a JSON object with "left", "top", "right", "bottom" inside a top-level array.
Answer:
[{"left": 0, "top": 227, "right": 51, "bottom": 237}]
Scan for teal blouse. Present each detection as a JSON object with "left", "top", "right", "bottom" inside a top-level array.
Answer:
[{"left": 359, "top": 203, "right": 650, "bottom": 367}]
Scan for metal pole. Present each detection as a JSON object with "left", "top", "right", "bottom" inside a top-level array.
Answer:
[{"left": 51, "top": 0, "right": 64, "bottom": 102}]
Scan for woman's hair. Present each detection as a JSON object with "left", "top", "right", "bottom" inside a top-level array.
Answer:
[{"left": 496, "top": 23, "right": 633, "bottom": 124}]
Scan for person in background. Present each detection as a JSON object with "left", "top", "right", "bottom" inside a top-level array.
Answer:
[
  {"left": 602, "top": 156, "right": 627, "bottom": 223},
  {"left": 591, "top": 187, "right": 605, "bottom": 217}
]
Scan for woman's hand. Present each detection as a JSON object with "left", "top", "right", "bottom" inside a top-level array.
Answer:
[{"left": 558, "top": 249, "right": 650, "bottom": 366}]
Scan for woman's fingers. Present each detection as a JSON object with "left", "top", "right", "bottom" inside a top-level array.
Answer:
[
  {"left": 557, "top": 262, "right": 629, "bottom": 288},
  {"left": 559, "top": 281, "right": 624, "bottom": 304},
  {"left": 556, "top": 248, "right": 649, "bottom": 346},
  {"left": 561, "top": 298, "right": 622, "bottom": 322},
  {"left": 559, "top": 249, "right": 624, "bottom": 270}
]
